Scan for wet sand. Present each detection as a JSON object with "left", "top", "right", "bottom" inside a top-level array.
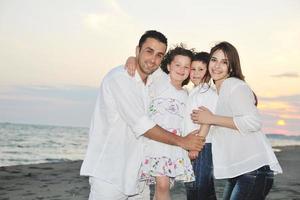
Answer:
[{"left": 0, "top": 146, "right": 299, "bottom": 200}]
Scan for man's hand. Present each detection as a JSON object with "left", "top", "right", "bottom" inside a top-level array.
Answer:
[{"left": 180, "top": 130, "right": 205, "bottom": 151}]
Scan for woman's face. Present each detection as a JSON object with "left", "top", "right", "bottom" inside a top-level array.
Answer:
[{"left": 208, "top": 49, "right": 229, "bottom": 85}]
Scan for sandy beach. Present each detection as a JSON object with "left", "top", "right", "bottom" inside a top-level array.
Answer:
[{"left": 0, "top": 146, "right": 299, "bottom": 200}]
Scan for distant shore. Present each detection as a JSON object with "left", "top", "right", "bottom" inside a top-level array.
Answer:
[{"left": 0, "top": 146, "right": 299, "bottom": 200}]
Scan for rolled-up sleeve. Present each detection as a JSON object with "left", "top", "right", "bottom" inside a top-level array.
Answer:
[
  {"left": 108, "top": 73, "right": 155, "bottom": 138},
  {"left": 230, "top": 84, "right": 262, "bottom": 134},
  {"left": 132, "top": 115, "right": 156, "bottom": 135}
]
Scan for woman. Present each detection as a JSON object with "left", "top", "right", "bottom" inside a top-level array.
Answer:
[{"left": 191, "top": 41, "right": 282, "bottom": 200}]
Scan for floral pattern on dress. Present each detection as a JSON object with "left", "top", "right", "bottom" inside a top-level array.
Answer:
[
  {"left": 148, "top": 97, "right": 185, "bottom": 136},
  {"left": 140, "top": 87, "right": 194, "bottom": 186},
  {"left": 149, "top": 98, "right": 185, "bottom": 119},
  {"left": 139, "top": 156, "right": 195, "bottom": 186}
]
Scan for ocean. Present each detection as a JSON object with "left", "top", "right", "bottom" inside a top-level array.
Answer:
[{"left": 0, "top": 122, "right": 299, "bottom": 167}]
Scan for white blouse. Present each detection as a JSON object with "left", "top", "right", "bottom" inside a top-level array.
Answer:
[{"left": 211, "top": 78, "right": 282, "bottom": 179}]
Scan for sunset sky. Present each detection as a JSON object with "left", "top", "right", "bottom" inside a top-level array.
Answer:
[{"left": 0, "top": 0, "right": 299, "bottom": 135}]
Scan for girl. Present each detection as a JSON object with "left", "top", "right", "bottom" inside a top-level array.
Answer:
[
  {"left": 139, "top": 45, "right": 195, "bottom": 200},
  {"left": 184, "top": 52, "right": 218, "bottom": 200},
  {"left": 191, "top": 41, "right": 282, "bottom": 200}
]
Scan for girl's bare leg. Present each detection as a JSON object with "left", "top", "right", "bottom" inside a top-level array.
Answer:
[{"left": 154, "top": 176, "right": 171, "bottom": 200}]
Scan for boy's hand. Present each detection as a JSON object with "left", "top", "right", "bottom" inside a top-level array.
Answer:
[{"left": 188, "top": 150, "right": 199, "bottom": 160}]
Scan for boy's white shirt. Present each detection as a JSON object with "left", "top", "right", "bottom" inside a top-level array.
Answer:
[{"left": 184, "top": 83, "right": 218, "bottom": 143}]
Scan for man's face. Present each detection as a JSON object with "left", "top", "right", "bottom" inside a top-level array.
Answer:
[{"left": 136, "top": 38, "right": 167, "bottom": 79}]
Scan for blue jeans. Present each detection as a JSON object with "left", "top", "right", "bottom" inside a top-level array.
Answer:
[
  {"left": 185, "top": 143, "right": 216, "bottom": 200},
  {"left": 223, "top": 165, "right": 274, "bottom": 200}
]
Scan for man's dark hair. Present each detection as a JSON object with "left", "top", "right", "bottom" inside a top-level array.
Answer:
[{"left": 138, "top": 30, "right": 168, "bottom": 49}]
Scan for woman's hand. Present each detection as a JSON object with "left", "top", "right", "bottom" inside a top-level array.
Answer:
[
  {"left": 191, "top": 106, "right": 214, "bottom": 125},
  {"left": 124, "top": 56, "right": 137, "bottom": 77}
]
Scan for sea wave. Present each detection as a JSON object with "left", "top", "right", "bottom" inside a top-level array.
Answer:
[{"left": 0, "top": 122, "right": 299, "bottom": 166}]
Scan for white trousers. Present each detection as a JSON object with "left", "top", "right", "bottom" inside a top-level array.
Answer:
[{"left": 88, "top": 177, "right": 150, "bottom": 200}]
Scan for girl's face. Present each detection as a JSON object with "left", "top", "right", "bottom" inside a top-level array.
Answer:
[
  {"left": 209, "top": 49, "right": 229, "bottom": 86},
  {"left": 190, "top": 61, "right": 207, "bottom": 86},
  {"left": 168, "top": 55, "right": 191, "bottom": 84}
]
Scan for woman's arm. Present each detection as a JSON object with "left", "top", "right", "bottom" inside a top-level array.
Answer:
[
  {"left": 191, "top": 83, "right": 261, "bottom": 133},
  {"left": 191, "top": 106, "right": 238, "bottom": 130},
  {"left": 229, "top": 84, "right": 262, "bottom": 133}
]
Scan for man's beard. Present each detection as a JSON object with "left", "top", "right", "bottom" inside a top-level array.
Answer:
[{"left": 138, "top": 60, "right": 157, "bottom": 75}]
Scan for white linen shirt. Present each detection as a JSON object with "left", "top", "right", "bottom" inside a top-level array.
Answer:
[
  {"left": 184, "top": 84, "right": 218, "bottom": 143},
  {"left": 211, "top": 78, "right": 282, "bottom": 179},
  {"left": 80, "top": 66, "right": 156, "bottom": 195}
]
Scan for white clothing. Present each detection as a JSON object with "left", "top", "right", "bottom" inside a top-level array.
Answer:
[
  {"left": 211, "top": 78, "right": 282, "bottom": 179},
  {"left": 140, "top": 75, "right": 194, "bottom": 184},
  {"left": 80, "top": 66, "right": 156, "bottom": 195},
  {"left": 184, "top": 83, "right": 218, "bottom": 143},
  {"left": 88, "top": 177, "right": 150, "bottom": 200}
]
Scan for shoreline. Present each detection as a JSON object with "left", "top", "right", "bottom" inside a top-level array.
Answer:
[{"left": 0, "top": 146, "right": 299, "bottom": 199}]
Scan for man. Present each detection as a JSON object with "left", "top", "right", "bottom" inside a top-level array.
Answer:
[{"left": 80, "top": 30, "right": 204, "bottom": 200}]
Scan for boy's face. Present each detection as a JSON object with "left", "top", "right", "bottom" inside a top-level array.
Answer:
[{"left": 190, "top": 61, "right": 207, "bottom": 86}]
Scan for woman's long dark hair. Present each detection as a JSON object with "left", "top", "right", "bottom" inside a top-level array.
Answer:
[
  {"left": 209, "top": 41, "right": 245, "bottom": 81},
  {"left": 209, "top": 41, "right": 258, "bottom": 106}
]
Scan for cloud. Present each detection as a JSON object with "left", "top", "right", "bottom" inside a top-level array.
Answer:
[
  {"left": 270, "top": 72, "right": 299, "bottom": 78},
  {"left": 82, "top": 0, "right": 138, "bottom": 34},
  {"left": 0, "top": 85, "right": 98, "bottom": 127},
  {"left": 0, "top": 85, "right": 98, "bottom": 102},
  {"left": 260, "top": 94, "right": 300, "bottom": 104},
  {"left": 258, "top": 94, "right": 300, "bottom": 119},
  {"left": 258, "top": 94, "right": 300, "bottom": 135}
]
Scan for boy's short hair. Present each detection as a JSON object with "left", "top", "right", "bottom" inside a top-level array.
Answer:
[{"left": 193, "top": 52, "right": 210, "bottom": 64}]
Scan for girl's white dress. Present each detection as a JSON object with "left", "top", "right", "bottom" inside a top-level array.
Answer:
[{"left": 139, "top": 74, "right": 195, "bottom": 185}]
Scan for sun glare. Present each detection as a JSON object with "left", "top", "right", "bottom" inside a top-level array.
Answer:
[{"left": 276, "top": 119, "right": 286, "bottom": 126}]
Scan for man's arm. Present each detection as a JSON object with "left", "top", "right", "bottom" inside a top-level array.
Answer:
[
  {"left": 108, "top": 70, "right": 204, "bottom": 151},
  {"left": 188, "top": 124, "right": 210, "bottom": 159},
  {"left": 144, "top": 125, "right": 205, "bottom": 151}
]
